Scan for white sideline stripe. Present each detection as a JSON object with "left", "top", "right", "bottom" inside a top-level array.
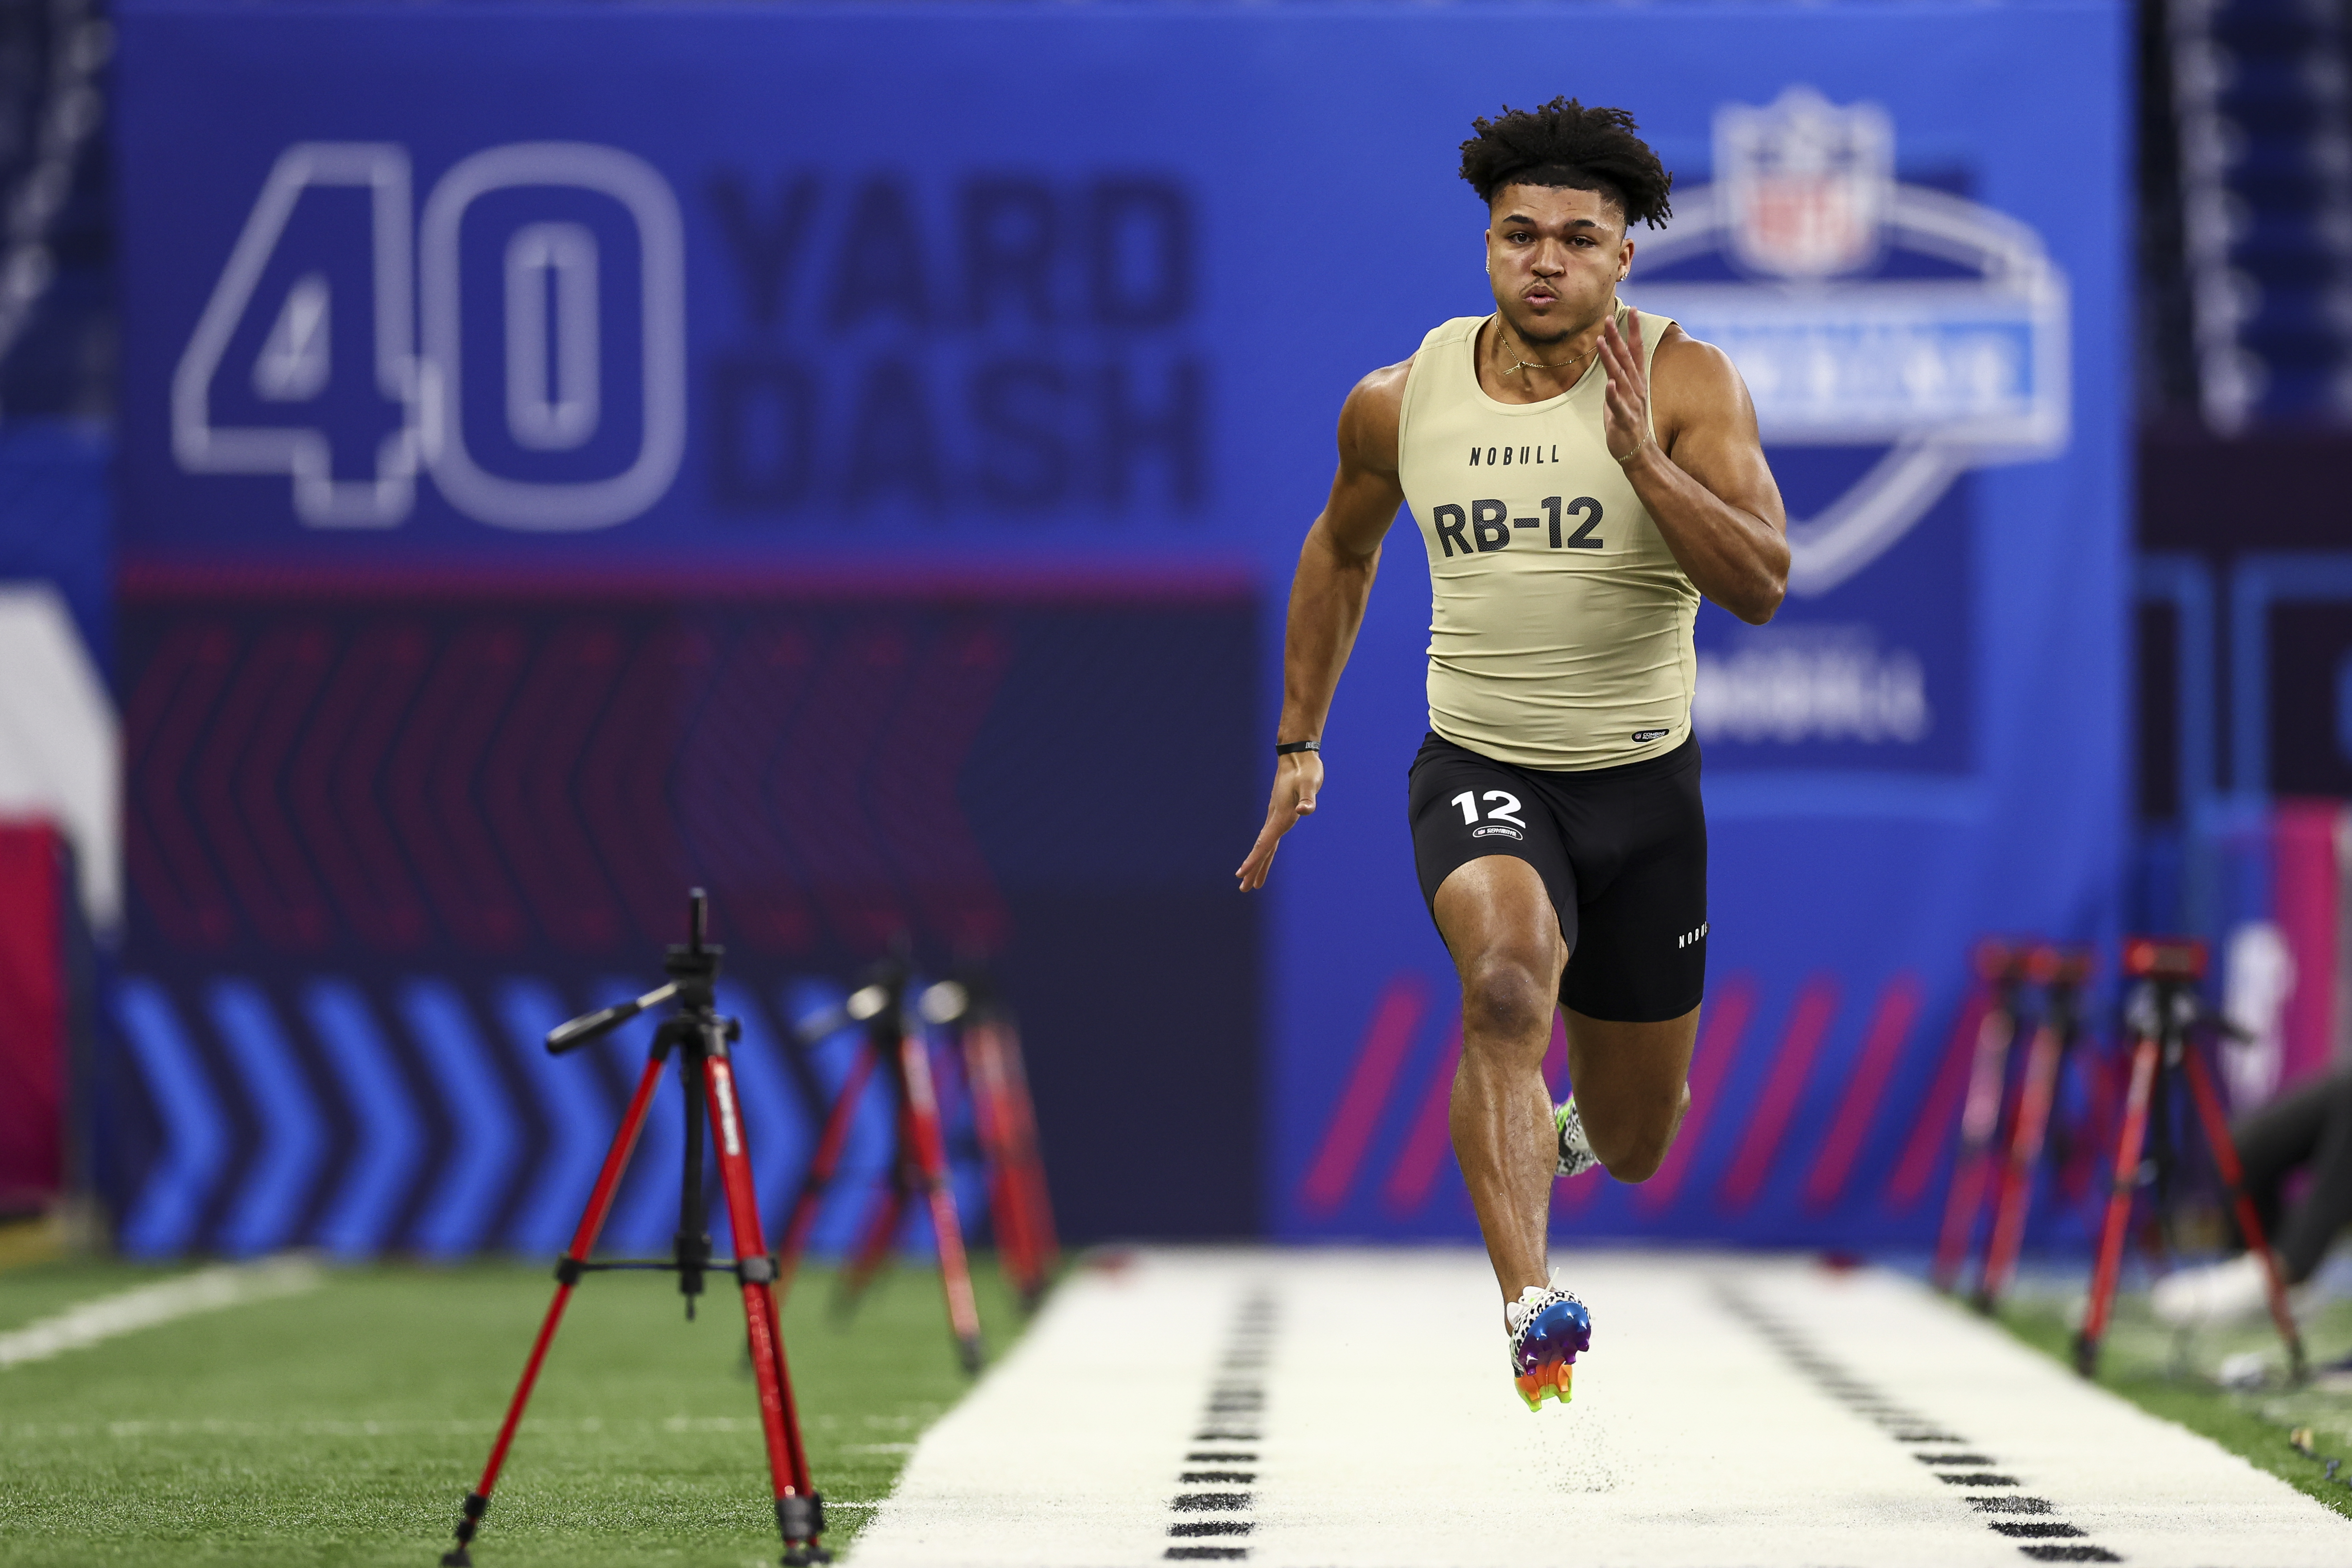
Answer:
[
  {"left": 0, "top": 1257, "right": 322, "bottom": 1369},
  {"left": 849, "top": 1248, "right": 2352, "bottom": 1568}
]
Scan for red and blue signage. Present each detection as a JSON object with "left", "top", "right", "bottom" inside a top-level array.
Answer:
[{"left": 112, "top": 0, "right": 2129, "bottom": 1251}]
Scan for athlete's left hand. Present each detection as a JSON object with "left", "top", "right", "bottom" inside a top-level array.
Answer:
[{"left": 1598, "top": 307, "right": 1653, "bottom": 465}]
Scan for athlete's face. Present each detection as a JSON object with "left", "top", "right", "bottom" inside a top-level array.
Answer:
[{"left": 1484, "top": 185, "right": 1634, "bottom": 345}]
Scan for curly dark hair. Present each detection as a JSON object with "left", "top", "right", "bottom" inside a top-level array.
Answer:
[{"left": 1458, "top": 97, "right": 1674, "bottom": 229}]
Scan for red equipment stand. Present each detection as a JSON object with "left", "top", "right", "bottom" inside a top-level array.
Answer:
[
  {"left": 1932, "top": 941, "right": 2033, "bottom": 1293},
  {"left": 774, "top": 959, "right": 985, "bottom": 1373},
  {"left": 442, "top": 893, "right": 829, "bottom": 1568},
  {"left": 1973, "top": 946, "right": 2092, "bottom": 1312},
  {"left": 2075, "top": 936, "right": 2305, "bottom": 1381},
  {"left": 924, "top": 973, "right": 1061, "bottom": 1311}
]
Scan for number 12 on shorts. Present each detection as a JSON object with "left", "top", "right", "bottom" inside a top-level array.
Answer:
[{"left": 1451, "top": 790, "right": 1526, "bottom": 828}]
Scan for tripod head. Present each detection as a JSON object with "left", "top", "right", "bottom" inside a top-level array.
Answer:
[
  {"left": 663, "top": 886, "right": 723, "bottom": 1012},
  {"left": 2123, "top": 936, "right": 2206, "bottom": 984},
  {"left": 547, "top": 889, "right": 725, "bottom": 1054},
  {"left": 2009, "top": 943, "right": 2093, "bottom": 1041},
  {"left": 2120, "top": 934, "right": 2252, "bottom": 1051},
  {"left": 538, "top": 888, "right": 742, "bottom": 1320},
  {"left": 840, "top": 942, "right": 929, "bottom": 1041},
  {"left": 916, "top": 960, "right": 1008, "bottom": 1030},
  {"left": 2027, "top": 944, "right": 2094, "bottom": 989},
  {"left": 1973, "top": 938, "right": 2031, "bottom": 988}
]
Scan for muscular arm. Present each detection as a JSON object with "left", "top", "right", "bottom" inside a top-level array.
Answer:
[
  {"left": 1235, "top": 361, "right": 1410, "bottom": 891},
  {"left": 1600, "top": 314, "right": 1788, "bottom": 625},
  {"left": 1276, "top": 369, "right": 1408, "bottom": 741}
]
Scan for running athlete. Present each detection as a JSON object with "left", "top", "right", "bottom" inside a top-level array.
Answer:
[{"left": 1235, "top": 100, "right": 1788, "bottom": 1409}]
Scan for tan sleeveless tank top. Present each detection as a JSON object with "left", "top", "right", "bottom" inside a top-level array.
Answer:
[{"left": 1396, "top": 305, "right": 1699, "bottom": 772}]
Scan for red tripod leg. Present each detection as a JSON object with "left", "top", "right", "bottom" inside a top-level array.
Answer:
[
  {"left": 962, "top": 1018, "right": 1039, "bottom": 1299},
  {"left": 899, "top": 1028, "right": 985, "bottom": 1372},
  {"left": 2179, "top": 1046, "right": 2307, "bottom": 1379},
  {"left": 833, "top": 1029, "right": 912, "bottom": 1314},
  {"left": 1934, "top": 996, "right": 2018, "bottom": 1292},
  {"left": 1979, "top": 1019, "right": 2063, "bottom": 1310},
  {"left": 2076, "top": 1034, "right": 2158, "bottom": 1377},
  {"left": 997, "top": 1019, "right": 1060, "bottom": 1283},
  {"left": 773, "top": 1045, "right": 876, "bottom": 1300},
  {"left": 443, "top": 1054, "right": 667, "bottom": 1566},
  {"left": 837, "top": 1178, "right": 909, "bottom": 1309},
  {"left": 705, "top": 1053, "right": 831, "bottom": 1565}
]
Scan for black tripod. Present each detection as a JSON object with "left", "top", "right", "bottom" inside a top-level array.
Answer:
[{"left": 440, "top": 890, "right": 830, "bottom": 1567}]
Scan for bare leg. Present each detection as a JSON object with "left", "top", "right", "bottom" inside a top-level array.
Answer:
[
  {"left": 1435, "top": 857, "right": 1567, "bottom": 1305},
  {"left": 1563, "top": 1005, "right": 1699, "bottom": 1182}
]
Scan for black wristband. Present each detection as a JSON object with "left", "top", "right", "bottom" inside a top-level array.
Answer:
[{"left": 1275, "top": 740, "right": 1320, "bottom": 756}]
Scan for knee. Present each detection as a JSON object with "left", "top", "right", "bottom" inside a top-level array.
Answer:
[
  {"left": 1602, "top": 1137, "right": 1671, "bottom": 1185},
  {"left": 1458, "top": 954, "right": 1556, "bottom": 1050},
  {"left": 1596, "top": 1082, "right": 1690, "bottom": 1185}
]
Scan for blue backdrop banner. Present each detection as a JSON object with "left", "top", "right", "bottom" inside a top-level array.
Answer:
[{"left": 114, "top": 0, "right": 2128, "bottom": 1252}]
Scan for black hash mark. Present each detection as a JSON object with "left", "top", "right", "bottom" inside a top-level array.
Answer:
[
  {"left": 1164, "top": 1291, "right": 1274, "bottom": 1562},
  {"left": 1713, "top": 1286, "right": 2123, "bottom": 1565}
]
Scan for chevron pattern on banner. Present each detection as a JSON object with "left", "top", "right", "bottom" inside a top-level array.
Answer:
[
  {"left": 121, "top": 603, "right": 1020, "bottom": 964},
  {"left": 106, "top": 588, "right": 1265, "bottom": 1250},
  {"left": 107, "top": 969, "right": 985, "bottom": 1261}
]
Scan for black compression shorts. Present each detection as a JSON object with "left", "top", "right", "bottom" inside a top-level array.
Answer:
[{"left": 1407, "top": 730, "right": 1707, "bottom": 1023}]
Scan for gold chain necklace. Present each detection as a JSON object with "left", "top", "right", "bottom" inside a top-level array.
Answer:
[{"left": 1497, "top": 329, "right": 1589, "bottom": 379}]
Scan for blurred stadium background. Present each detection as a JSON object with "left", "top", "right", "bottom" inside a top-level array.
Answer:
[
  {"left": 1, "top": 0, "right": 2351, "bottom": 1547},
  {"left": 0, "top": 0, "right": 2204, "bottom": 1256}
]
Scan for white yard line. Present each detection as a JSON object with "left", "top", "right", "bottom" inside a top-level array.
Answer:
[
  {"left": 849, "top": 1248, "right": 2352, "bottom": 1568},
  {"left": 0, "top": 1257, "right": 322, "bottom": 1370}
]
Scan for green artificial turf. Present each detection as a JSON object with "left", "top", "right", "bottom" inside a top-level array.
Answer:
[
  {"left": 0, "top": 1254, "right": 1036, "bottom": 1567},
  {"left": 1995, "top": 1284, "right": 2352, "bottom": 1522}
]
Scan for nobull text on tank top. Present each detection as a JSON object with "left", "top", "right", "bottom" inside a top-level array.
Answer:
[{"left": 1396, "top": 305, "right": 1699, "bottom": 772}]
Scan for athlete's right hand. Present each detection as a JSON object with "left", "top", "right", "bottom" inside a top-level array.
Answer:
[{"left": 1235, "top": 752, "right": 1323, "bottom": 891}]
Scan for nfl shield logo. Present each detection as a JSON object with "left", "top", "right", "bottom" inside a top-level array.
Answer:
[{"left": 1717, "top": 86, "right": 1893, "bottom": 278}]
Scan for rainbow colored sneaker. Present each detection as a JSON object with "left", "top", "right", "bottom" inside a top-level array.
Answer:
[{"left": 1507, "top": 1281, "right": 1592, "bottom": 1410}]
